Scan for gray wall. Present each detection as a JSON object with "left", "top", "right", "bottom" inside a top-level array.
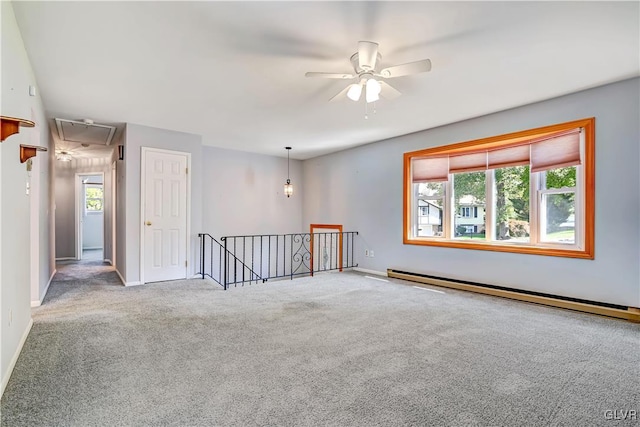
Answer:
[
  {"left": 1, "top": 1, "right": 53, "bottom": 395},
  {"left": 120, "top": 123, "right": 203, "bottom": 283},
  {"left": 302, "top": 78, "right": 640, "bottom": 308},
  {"left": 54, "top": 166, "right": 74, "bottom": 258},
  {"left": 201, "top": 145, "right": 303, "bottom": 237}
]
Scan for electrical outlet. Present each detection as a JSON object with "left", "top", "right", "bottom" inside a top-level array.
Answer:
[
  {"left": 370, "top": 250, "right": 374, "bottom": 257},
  {"left": 364, "top": 249, "right": 369, "bottom": 257}
]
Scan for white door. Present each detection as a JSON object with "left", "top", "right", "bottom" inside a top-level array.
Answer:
[{"left": 142, "top": 149, "right": 188, "bottom": 283}]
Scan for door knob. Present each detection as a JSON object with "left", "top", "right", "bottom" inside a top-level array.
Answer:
[{"left": 145, "top": 221, "right": 152, "bottom": 226}]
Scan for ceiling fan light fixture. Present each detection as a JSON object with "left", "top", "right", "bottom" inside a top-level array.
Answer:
[
  {"left": 347, "top": 83, "right": 363, "bottom": 102},
  {"left": 57, "top": 151, "right": 72, "bottom": 162},
  {"left": 366, "top": 78, "right": 381, "bottom": 103},
  {"left": 305, "top": 41, "right": 431, "bottom": 110}
]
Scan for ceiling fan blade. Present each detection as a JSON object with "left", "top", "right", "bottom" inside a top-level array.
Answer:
[
  {"left": 329, "top": 85, "right": 353, "bottom": 103},
  {"left": 358, "top": 41, "right": 379, "bottom": 70},
  {"left": 379, "top": 59, "right": 432, "bottom": 78},
  {"left": 305, "top": 72, "right": 354, "bottom": 79},
  {"left": 379, "top": 81, "right": 402, "bottom": 100}
]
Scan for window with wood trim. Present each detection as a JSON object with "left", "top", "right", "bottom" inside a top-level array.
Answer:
[{"left": 403, "top": 118, "right": 594, "bottom": 259}]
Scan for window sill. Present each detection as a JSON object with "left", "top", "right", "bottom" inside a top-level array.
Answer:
[{"left": 404, "top": 236, "right": 593, "bottom": 259}]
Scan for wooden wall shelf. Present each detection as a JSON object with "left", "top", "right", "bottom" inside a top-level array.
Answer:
[
  {"left": 20, "top": 144, "right": 47, "bottom": 163},
  {"left": 1, "top": 116, "right": 35, "bottom": 142}
]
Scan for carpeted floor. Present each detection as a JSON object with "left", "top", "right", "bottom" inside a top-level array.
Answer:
[{"left": 1, "top": 260, "right": 639, "bottom": 426}]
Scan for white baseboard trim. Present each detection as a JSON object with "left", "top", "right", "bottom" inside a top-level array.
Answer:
[
  {"left": 31, "top": 269, "right": 56, "bottom": 307},
  {"left": 353, "top": 267, "right": 388, "bottom": 277},
  {"left": 1, "top": 318, "right": 33, "bottom": 398},
  {"left": 104, "top": 259, "right": 113, "bottom": 265},
  {"left": 55, "top": 257, "right": 75, "bottom": 261},
  {"left": 115, "top": 268, "right": 142, "bottom": 286}
]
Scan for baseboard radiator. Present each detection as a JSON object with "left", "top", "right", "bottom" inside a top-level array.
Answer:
[{"left": 387, "top": 269, "right": 640, "bottom": 323}]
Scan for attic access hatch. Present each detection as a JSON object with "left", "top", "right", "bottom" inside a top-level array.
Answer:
[{"left": 55, "top": 118, "right": 116, "bottom": 146}]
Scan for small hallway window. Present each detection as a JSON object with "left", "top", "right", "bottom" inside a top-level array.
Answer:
[{"left": 85, "top": 185, "right": 104, "bottom": 213}]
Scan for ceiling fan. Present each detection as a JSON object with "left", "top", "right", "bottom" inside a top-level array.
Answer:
[{"left": 305, "top": 41, "right": 432, "bottom": 103}]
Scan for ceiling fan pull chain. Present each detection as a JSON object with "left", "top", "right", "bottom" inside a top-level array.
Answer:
[{"left": 364, "top": 101, "right": 368, "bottom": 120}]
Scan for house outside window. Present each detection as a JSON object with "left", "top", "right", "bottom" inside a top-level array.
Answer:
[
  {"left": 403, "top": 118, "right": 594, "bottom": 259},
  {"left": 416, "top": 185, "right": 444, "bottom": 237}
]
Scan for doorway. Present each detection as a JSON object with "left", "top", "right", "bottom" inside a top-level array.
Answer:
[{"left": 76, "top": 172, "right": 105, "bottom": 261}]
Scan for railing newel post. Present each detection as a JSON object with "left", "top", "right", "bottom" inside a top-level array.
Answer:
[
  {"left": 199, "top": 233, "right": 205, "bottom": 279},
  {"left": 223, "top": 237, "right": 228, "bottom": 291}
]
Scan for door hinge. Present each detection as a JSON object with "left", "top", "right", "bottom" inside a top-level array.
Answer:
[
  {"left": 185, "top": 260, "right": 188, "bottom": 267},
  {"left": 185, "top": 167, "right": 188, "bottom": 174}
]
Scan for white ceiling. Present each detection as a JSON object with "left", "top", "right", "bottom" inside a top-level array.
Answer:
[{"left": 12, "top": 1, "right": 639, "bottom": 160}]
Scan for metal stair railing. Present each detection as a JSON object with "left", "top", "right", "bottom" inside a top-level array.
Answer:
[
  {"left": 198, "top": 231, "right": 359, "bottom": 290},
  {"left": 220, "top": 231, "right": 358, "bottom": 288},
  {"left": 197, "top": 233, "right": 263, "bottom": 290}
]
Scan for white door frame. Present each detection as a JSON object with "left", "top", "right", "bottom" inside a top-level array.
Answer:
[
  {"left": 139, "top": 147, "right": 191, "bottom": 285},
  {"left": 75, "top": 171, "right": 105, "bottom": 260}
]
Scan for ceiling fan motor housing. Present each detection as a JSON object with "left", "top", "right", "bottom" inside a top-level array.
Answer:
[{"left": 350, "top": 52, "right": 382, "bottom": 74}]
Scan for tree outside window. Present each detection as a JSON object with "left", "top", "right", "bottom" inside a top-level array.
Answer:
[{"left": 85, "top": 185, "right": 104, "bottom": 212}]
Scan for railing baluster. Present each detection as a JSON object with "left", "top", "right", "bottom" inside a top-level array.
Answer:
[
  {"left": 242, "top": 237, "right": 246, "bottom": 285},
  {"left": 323, "top": 233, "right": 327, "bottom": 271},
  {"left": 233, "top": 238, "right": 237, "bottom": 286},
  {"left": 268, "top": 235, "right": 271, "bottom": 279},
  {"left": 223, "top": 237, "right": 228, "bottom": 290},
  {"left": 251, "top": 237, "right": 254, "bottom": 283},
  {"left": 330, "top": 233, "right": 333, "bottom": 270},
  {"left": 345, "top": 232, "right": 349, "bottom": 269}
]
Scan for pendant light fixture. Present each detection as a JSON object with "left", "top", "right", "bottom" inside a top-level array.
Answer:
[{"left": 284, "top": 146, "right": 293, "bottom": 198}]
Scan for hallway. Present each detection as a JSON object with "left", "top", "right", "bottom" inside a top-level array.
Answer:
[{"left": 50, "top": 249, "right": 120, "bottom": 290}]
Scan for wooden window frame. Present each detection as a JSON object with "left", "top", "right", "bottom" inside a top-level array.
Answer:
[{"left": 403, "top": 118, "right": 595, "bottom": 259}]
